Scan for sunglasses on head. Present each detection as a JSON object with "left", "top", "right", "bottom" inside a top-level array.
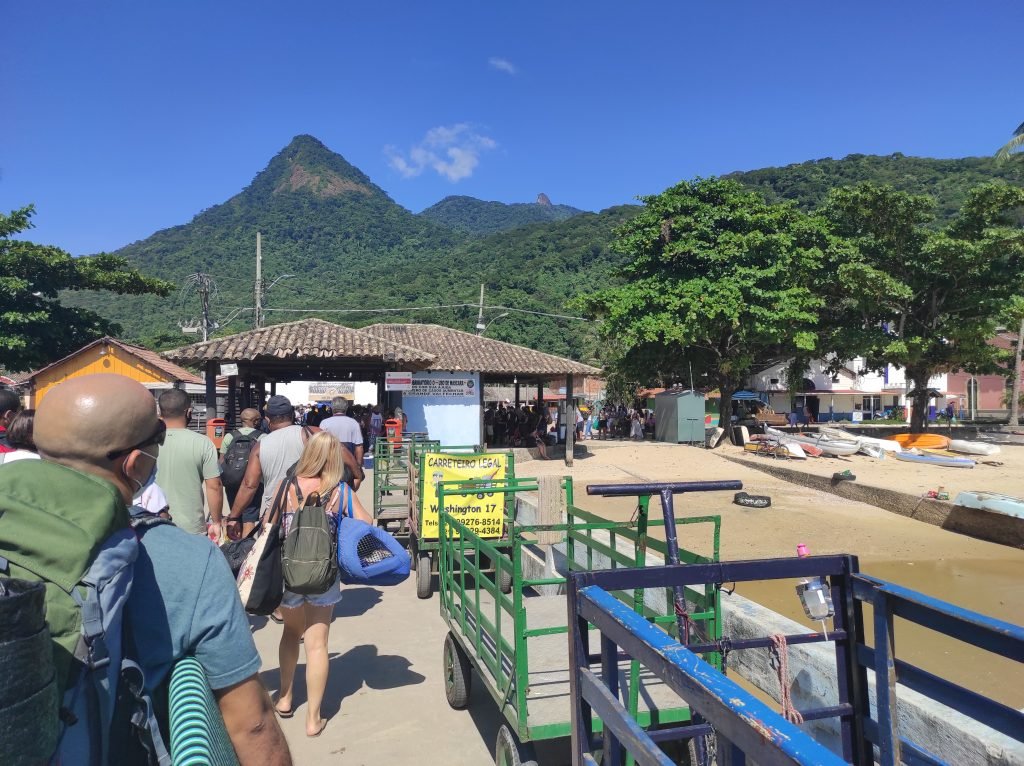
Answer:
[{"left": 107, "top": 420, "right": 167, "bottom": 461}]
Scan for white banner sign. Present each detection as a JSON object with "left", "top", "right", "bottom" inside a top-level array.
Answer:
[
  {"left": 219, "top": 363, "right": 239, "bottom": 377},
  {"left": 385, "top": 372, "right": 413, "bottom": 391},
  {"left": 409, "top": 377, "right": 477, "bottom": 399}
]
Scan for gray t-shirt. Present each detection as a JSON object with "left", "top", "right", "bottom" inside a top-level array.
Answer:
[
  {"left": 128, "top": 519, "right": 260, "bottom": 692},
  {"left": 156, "top": 429, "right": 220, "bottom": 535},
  {"left": 320, "top": 415, "right": 363, "bottom": 455},
  {"left": 258, "top": 425, "right": 308, "bottom": 513}
]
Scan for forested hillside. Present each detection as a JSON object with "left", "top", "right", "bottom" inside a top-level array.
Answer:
[
  {"left": 420, "top": 194, "right": 583, "bottom": 235},
  {"left": 728, "top": 153, "right": 1024, "bottom": 223},
  {"left": 61, "top": 138, "right": 1022, "bottom": 360}
]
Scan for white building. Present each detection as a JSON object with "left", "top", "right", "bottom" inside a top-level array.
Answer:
[{"left": 750, "top": 358, "right": 949, "bottom": 422}]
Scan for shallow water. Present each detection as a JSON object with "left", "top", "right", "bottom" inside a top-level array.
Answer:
[
  {"left": 565, "top": 485, "right": 1024, "bottom": 708},
  {"left": 737, "top": 557, "right": 1024, "bottom": 709}
]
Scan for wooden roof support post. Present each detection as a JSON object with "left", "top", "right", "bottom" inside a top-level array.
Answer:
[
  {"left": 564, "top": 374, "right": 574, "bottom": 467},
  {"left": 205, "top": 361, "right": 219, "bottom": 420}
]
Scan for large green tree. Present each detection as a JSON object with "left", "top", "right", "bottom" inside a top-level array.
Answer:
[
  {"left": 578, "top": 178, "right": 839, "bottom": 424},
  {"left": 0, "top": 206, "right": 173, "bottom": 371},
  {"left": 821, "top": 183, "right": 1024, "bottom": 432}
]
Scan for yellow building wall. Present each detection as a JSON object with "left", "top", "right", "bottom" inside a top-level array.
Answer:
[{"left": 31, "top": 342, "right": 176, "bottom": 407}]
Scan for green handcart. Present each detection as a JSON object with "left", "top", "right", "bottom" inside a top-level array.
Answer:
[
  {"left": 408, "top": 449, "right": 515, "bottom": 599},
  {"left": 373, "top": 436, "right": 439, "bottom": 540},
  {"left": 437, "top": 479, "right": 723, "bottom": 766}
]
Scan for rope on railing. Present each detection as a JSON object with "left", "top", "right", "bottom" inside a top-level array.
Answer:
[{"left": 770, "top": 633, "right": 804, "bottom": 725}]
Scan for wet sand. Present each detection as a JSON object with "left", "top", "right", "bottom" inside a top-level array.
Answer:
[{"left": 517, "top": 440, "right": 1024, "bottom": 707}]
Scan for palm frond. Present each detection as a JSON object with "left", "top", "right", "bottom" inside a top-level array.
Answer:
[{"left": 996, "top": 123, "right": 1024, "bottom": 161}]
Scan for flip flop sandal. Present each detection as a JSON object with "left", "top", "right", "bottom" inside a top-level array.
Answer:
[
  {"left": 274, "top": 706, "right": 294, "bottom": 719},
  {"left": 269, "top": 613, "right": 284, "bottom": 624},
  {"left": 308, "top": 720, "right": 328, "bottom": 738}
]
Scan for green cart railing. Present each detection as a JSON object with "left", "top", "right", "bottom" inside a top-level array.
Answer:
[
  {"left": 409, "top": 451, "right": 515, "bottom": 599},
  {"left": 372, "top": 436, "right": 439, "bottom": 539},
  {"left": 437, "top": 479, "right": 723, "bottom": 766}
]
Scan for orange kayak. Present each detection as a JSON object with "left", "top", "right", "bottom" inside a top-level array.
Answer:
[{"left": 888, "top": 433, "right": 950, "bottom": 450}]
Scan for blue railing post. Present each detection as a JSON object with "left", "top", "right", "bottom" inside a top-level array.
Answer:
[
  {"left": 567, "top": 573, "right": 594, "bottom": 766},
  {"left": 872, "top": 590, "right": 900, "bottom": 765},
  {"left": 600, "top": 632, "right": 621, "bottom": 765}
]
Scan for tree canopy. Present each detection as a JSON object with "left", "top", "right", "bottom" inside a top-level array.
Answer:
[
  {"left": 577, "top": 178, "right": 841, "bottom": 422},
  {"left": 0, "top": 206, "right": 173, "bottom": 372},
  {"left": 820, "top": 182, "right": 1024, "bottom": 431}
]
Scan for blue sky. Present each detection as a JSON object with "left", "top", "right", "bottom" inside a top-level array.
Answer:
[{"left": 2, "top": 2, "right": 1021, "bottom": 255}]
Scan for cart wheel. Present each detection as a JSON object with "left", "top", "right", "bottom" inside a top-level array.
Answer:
[
  {"left": 498, "top": 555, "right": 513, "bottom": 595},
  {"left": 494, "top": 724, "right": 536, "bottom": 766},
  {"left": 416, "top": 552, "right": 432, "bottom": 599},
  {"left": 443, "top": 631, "right": 472, "bottom": 709}
]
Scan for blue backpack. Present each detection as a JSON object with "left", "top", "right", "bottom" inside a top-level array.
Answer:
[{"left": 335, "top": 484, "right": 410, "bottom": 586}]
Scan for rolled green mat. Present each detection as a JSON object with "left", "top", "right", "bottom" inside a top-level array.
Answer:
[
  {"left": 169, "top": 657, "right": 240, "bottom": 766},
  {"left": 0, "top": 577, "right": 59, "bottom": 765}
]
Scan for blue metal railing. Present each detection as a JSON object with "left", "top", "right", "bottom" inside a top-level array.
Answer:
[{"left": 567, "top": 555, "right": 1024, "bottom": 766}]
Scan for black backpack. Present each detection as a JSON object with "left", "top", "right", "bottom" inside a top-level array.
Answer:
[{"left": 221, "top": 430, "right": 257, "bottom": 490}]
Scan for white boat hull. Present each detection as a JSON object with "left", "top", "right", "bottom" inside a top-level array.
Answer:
[
  {"left": 765, "top": 427, "right": 861, "bottom": 457},
  {"left": 954, "top": 491, "right": 1024, "bottom": 519},
  {"left": 894, "top": 451, "right": 975, "bottom": 468},
  {"left": 948, "top": 439, "right": 1001, "bottom": 456}
]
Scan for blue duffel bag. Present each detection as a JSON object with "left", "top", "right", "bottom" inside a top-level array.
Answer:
[{"left": 336, "top": 484, "right": 410, "bottom": 586}]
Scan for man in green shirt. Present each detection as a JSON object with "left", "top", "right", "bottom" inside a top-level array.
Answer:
[{"left": 156, "top": 389, "right": 223, "bottom": 537}]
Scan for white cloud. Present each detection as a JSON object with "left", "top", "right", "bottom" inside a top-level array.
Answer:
[
  {"left": 385, "top": 124, "right": 497, "bottom": 182},
  {"left": 488, "top": 57, "right": 518, "bottom": 75}
]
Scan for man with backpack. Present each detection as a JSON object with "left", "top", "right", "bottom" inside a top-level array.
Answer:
[
  {"left": 0, "top": 373, "right": 291, "bottom": 765},
  {"left": 221, "top": 407, "right": 263, "bottom": 538}
]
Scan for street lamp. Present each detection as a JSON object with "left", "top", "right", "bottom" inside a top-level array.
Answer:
[{"left": 477, "top": 312, "right": 510, "bottom": 336}]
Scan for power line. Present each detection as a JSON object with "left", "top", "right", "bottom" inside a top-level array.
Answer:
[{"left": 219, "top": 303, "right": 588, "bottom": 322}]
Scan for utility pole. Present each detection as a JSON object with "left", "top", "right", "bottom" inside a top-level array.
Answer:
[
  {"left": 254, "top": 231, "right": 263, "bottom": 329},
  {"left": 475, "top": 283, "right": 486, "bottom": 334},
  {"left": 197, "top": 274, "right": 213, "bottom": 342}
]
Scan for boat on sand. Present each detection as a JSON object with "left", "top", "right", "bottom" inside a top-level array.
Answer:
[
  {"left": 953, "top": 491, "right": 1024, "bottom": 519},
  {"left": 819, "top": 426, "right": 902, "bottom": 454},
  {"left": 764, "top": 426, "right": 860, "bottom": 457},
  {"left": 948, "top": 439, "right": 1001, "bottom": 456},
  {"left": 888, "top": 433, "right": 950, "bottom": 450},
  {"left": 894, "top": 450, "right": 974, "bottom": 468}
]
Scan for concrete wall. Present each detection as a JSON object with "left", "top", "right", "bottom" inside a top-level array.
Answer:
[
  {"left": 513, "top": 495, "right": 1024, "bottom": 764},
  {"left": 720, "top": 454, "right": 1024, "bottom": 549}
]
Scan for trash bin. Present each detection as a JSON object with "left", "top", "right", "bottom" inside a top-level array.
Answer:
[
  {"left": 206, "top": 418, "right": 227, "bottom": 450},
  {"left": 384, "top": 418, "right": 402, "bottom": 444}
]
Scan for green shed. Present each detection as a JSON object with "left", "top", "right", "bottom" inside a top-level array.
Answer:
[{"left": 654, "top": 389, "right": 706, "bottom": 444}]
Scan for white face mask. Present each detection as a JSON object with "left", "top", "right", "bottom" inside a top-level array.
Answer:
[{"left": 125, "top": 450, "right": 159, "bottom": 495}]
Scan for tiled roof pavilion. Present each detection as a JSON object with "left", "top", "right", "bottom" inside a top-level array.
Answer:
[{"left": 164, "top": 318, "right": 600, "bottom": 382}]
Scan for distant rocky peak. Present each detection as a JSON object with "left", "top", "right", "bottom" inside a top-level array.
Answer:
[{"left": 536, "top": 193, "right": 552, "bottom": 206}]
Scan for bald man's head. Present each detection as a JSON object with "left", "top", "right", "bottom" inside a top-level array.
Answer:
[
  {"left": 36, "top": 374, "right": 159, "bottom": 467},
  {"left": 239, "top": 408, "right": 261, "bottom": 426}
]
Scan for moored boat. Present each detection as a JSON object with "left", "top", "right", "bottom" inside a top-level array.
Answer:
[{"left": 953, "top": 490, "right": 1024, "bottom": 519}]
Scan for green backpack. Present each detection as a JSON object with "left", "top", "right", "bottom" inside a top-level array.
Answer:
[{"left": 281, "top": 480, "right": 339, "bottom": 595}]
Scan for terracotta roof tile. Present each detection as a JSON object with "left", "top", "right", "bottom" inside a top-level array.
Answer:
[
  {"left": 361, "top": 323, "right": 601, "bottom": 378},
  {"left": 162, "top": 318, "right": 435, "bottom": 365}
]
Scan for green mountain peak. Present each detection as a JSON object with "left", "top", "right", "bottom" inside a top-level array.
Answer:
[{"left": 226, "top": 134, "right": 388, "bottom": 203}]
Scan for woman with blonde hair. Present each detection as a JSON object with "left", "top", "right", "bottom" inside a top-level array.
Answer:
[{"left": 271, "top": 430, "right": 371, "bottom": 736}]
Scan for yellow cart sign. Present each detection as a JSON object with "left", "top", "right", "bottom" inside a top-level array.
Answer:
[{"left": 419, "top": 452, "right": 507, "bottom": 538}]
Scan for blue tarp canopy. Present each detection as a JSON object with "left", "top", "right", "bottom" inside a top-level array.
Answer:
[{"left": 731, "top": 390, "right": 769, "bottom": 403}]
